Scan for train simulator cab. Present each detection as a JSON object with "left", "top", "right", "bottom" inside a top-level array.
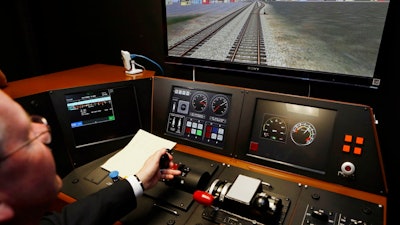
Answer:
[
  {"left": 2, "top": 0, "right": 394, "bottom": 224},
  {"left": 24, "top": 73, "right": 383, "bottom": 225}
]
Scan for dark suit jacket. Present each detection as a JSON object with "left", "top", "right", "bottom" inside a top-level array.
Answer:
[{"left": 40, "top": 180, "right": 137, "bottom": 225}]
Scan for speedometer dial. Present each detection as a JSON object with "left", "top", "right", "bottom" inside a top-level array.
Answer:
[
  {"left": 261, "top": 117, "right": 287, "bottom": 142},
  {"left": 191, "top": 91, "right": 208, "bottom": 112},
  {"left": 290, "top": 121, "right": 316, "bottom": 146},
  {"left": 211, "top": 94, "right": 229, "bottom": 116}
]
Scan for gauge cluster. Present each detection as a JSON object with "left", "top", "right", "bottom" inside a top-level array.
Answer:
[
  {"left": 166, "top": 86, "right": 232, "bottom": 149},
  {"left": 261, "top": 116, "right": 318, "bottom": 147},
  {"left": 249, "top": 99, "right": 337, "bottom": 175}
]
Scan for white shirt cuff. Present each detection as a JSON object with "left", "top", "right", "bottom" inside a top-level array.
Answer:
[{"left": 126, "top": 175, "right": 144, "bottom": 197}]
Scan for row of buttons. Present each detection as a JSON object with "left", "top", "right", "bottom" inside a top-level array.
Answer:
[{"left": 185, "top": 120, "right": 225, "bottom": 142}]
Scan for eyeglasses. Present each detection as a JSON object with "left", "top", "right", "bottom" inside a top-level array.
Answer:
[{"left": 0, "top": 115, "right": 51, "bottom": 163}]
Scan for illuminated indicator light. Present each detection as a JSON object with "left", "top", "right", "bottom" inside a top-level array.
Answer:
[
  {"left": 353, "top": 147, "right": 362, "bottom": 155},
  {"left": 217, "top": 134, "right": 223, "bottom": 141},
  {"left": 205, "top": 132, "right": 211, "bottom": 138},
  {"left": 108, "top": 115, "right": 115, "bottom": 121},
  {"left": 71, "top": 121, "right": 83, "bottom": 128},
  {"left": 342, "top": 145, "right": 351, "bottom": 152},
  {"left": 249, "top": 141, "right": 258, "bottom": 151},
  {"left": 345, "top": 165, "right": 352, "bottom": 171},
  {"left": 196, "top": 129, "right": 203, "bottom": 136},
  {"left": 344, "top": 134, "right": 352, "bottom": 142},
  {"left": 212, "top": 127, "right": 219, "bottom": 133},
  {"left": 211, "top": 133, "right": 217, "bottom": 140},
  {"left": 185, "top": 127, "right": 191, "bottom": 134},
  {"left": 355, "top": 137, "right": 364, "bottom": 145},
  {"left": 206, "top": 126, "right": 212, "bottom": 132}
]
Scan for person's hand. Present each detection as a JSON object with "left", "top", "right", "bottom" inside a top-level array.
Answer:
[{"left": 135, "top": 148, "right": 181, "bottom": 190}]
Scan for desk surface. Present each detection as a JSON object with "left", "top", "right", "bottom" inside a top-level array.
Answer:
[{"left": 3, "top": 64, "right": 154, "bottom": 99}]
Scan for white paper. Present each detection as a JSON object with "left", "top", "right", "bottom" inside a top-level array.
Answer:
[{"left": 101, "top": 129, "right": 176, "bottom": 178}]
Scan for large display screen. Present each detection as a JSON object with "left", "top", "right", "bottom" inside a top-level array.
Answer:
[
  {"left": 162, "top": 0, "right": 391, "bottom": 88},
  {"left": 247, "top": 99, "right": 337, "bottom": 174},
  {"left": 64, "top": 85, "right": 141, "bottom": 148},
  {"left": 165, "top": 86, "right": 232, "bottom": 149}
]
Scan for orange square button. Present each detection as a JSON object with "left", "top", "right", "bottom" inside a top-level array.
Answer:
[
  {"left": 342, "top": 145, "right": 351, "bottom": 153},
  {"left": 353, "top": 147, "right": 362, "bottom": 155},
  {"left": 355, "top": 137, "right": 364, "bottom": 145},
  {"left": 344, "top": 135, "right": 353, "bottom": 143}
]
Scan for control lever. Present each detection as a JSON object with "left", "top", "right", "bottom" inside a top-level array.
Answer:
[
  {"left": 160, "top": 148, "right": 173, "bottom": 169},
  {"left": 193, "top": 190, "right": 215, "bottom": 207}
]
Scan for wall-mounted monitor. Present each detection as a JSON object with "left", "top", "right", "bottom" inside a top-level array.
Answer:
[{"left": 161, "top": 0, "right": 391, "bottom": 88}]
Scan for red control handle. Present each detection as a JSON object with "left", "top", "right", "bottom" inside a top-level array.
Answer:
[{"left": 193, "top": 190, "right": 214, "bottom": 206}]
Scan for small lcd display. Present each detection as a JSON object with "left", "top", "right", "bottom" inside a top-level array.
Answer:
[
  {"left": 248, "top": 99, "right": 337, "bottom": 174},
  {"left": 64, "top": 86, "right": 141, "bottom": 148},
  {"left": 66, "top": 89, "right": 116, "bottom": 128}
]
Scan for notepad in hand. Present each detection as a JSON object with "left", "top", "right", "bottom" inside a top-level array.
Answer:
[{"left": 101, "top": 129, "right": 176, "bottom": 178}]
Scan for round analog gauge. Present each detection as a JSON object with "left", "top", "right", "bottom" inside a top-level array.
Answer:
[
  {"left": 290, "top": 121, "right": 316, "bottom": 146},
  {"left": 261, "top": 117, "right": 287, "bottom": 142},
  {"left": 191, "top": 91, "right": 208, "bottom": 112},
  {"left": 211, "top": 95, "right": 229, "bottom": 116}
]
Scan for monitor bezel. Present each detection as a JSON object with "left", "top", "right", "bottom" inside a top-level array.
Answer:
[{"left": 49, "top": 80, "right": 144, "bottom": 166}]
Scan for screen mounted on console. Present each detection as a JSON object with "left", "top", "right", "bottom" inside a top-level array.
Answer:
[
  {"left": 64, "top": 85, "right": 141, "bottom": 148},
  {"left": 66, "top": 89, "right": 115, "bottom": 128},
  {"left": 248, "top": 99, "right": 337, "bottom": 174},
  {"left": 165, "top": 86, "right": 232, "bottom": 149}
]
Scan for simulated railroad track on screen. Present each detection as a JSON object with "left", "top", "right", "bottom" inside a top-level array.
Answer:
[
  {"left": 168, "top": 1, "right": 266, "bottom": 65},
  {"left": 227, "top": 2, "right": 266, "bottom": 64}
]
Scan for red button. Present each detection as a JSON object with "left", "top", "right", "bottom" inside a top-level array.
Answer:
[{"left": 249, "top": 141, "right": 258, "bottom": 151}]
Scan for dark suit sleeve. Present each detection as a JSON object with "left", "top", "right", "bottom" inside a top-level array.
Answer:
[{"left": 40, "top": 179, "right": 137, "bottom": 225}]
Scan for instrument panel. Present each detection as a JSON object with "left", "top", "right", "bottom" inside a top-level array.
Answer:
[
  {"left": 153, "top": 76, "right": 387, "bottom": 196},
  {"left": 58, "top": 76, "right": 387, "bottom": 225},
  {"left": 165, "top": 86, "right": 232, "bottom": 149},
  {"left": 247, "top": 99, "right": 337, "bottom": 175}
]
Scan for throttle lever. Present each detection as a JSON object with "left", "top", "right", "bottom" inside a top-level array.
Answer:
[{"left": 160, "top": 148, "right": 173, "bottom": 169}]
